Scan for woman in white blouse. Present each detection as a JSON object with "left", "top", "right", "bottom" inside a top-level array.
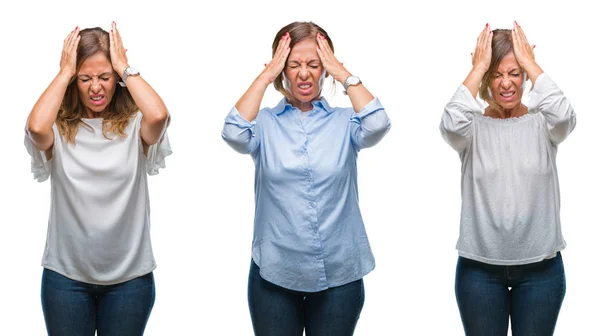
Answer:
[
  {"left": 25, "top": 22, "right": 171, "bottom": 336},
  {"left": 440, "top": 22, "right": 575, "bottom": 335}
]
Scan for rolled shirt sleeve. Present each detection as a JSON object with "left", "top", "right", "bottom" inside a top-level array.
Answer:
[
  {"left": 349, "top": 97, "right": 391, "bottom": 151},
  {"left": 222, "top": 107, "right": 259, "bottom": 155}
]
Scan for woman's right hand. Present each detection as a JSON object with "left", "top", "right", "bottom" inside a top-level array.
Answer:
[
  {"left": 462, "top": 24, "right": 493, "bottom": 98},
  {"left": 260, "top": 32, "right": 291, "bottom": 84},
  {"left": 26, "top": 26, "right": 80, "bottom": 152},
  {"left": 233, "top": 32, "right": 290, "bottom": 122},
  {"left": 471, "top": 24, "right": 493, "bottom": 72},
  {"left": 59, "top": 27, "right": 80, "bottom": 79}
]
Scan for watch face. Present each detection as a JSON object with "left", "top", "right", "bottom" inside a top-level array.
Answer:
[
  {"left": 127, "top": 67, "right": 139, "bottom": 75},
  {"left": 348, "top": 76, "right": 360, "bottom": 85}
]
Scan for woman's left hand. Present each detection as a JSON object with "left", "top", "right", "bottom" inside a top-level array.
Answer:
[
  {"left": 109, "top": 21, "right": 129, "bottom": 78},
  {"left": 511, "top": 21, "right": 543, "bottom": 83},
  {"left": 315, "top": 33, "right": 351, "bottom": 83},
  {"left": 511, "top": 22, "right": 535, "bottom": 66}
]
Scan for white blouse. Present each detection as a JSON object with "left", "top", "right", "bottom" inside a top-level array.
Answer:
[
  {"left": 440, "top": 73, "right": 576, "bottom": 265},
  {"left": 25, "top": 112, "right": 171, "bottom": 285}
]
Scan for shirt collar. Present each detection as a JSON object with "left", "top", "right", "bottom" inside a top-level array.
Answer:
[{"left": 272, "top": 97, "right": 334, "bottom": 116}]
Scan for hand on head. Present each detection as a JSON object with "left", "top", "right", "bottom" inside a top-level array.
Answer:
[
  {"left": 60, "top": 22, "right": 131, "bottom": 79},
  {"left": 109, "top": 21, "right": 129, "bottom": 77},
  {"left": 511, "top": 21, "right": 536, "bottom": 68},
  {"left": 60, "top": 26, "right": 80, "bottom": 79},
  {"left": 262, "top": 32, "right": 291, "bottom": 83},
  {"left": 471, "top": 22, "right": 537, "bottom": 72},
  {"left": 315, "top": 32, "right": 349, "bottom": 83},
  {"left": 471, "top": 23, "right": 493, "bottom": 72}
]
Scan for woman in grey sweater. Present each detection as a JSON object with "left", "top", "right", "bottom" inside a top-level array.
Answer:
[{"left": 440, "top": 21, "right": 576, "bottom": 336}]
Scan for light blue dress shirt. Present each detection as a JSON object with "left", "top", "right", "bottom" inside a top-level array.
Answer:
[{"left": 222, "top": 97, "right": 391, "bottom": 292}]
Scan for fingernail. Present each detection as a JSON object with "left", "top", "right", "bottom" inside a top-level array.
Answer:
[
  {"left": 486, "top": 23, "right": 488, "bottom": 27},
  {"left": 264, "top": 63, "right": 267, "bottom": 67}
]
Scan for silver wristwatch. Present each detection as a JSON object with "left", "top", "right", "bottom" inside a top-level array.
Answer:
[
  {"left": 343, "top": 75, "right": 361, "bottom": 91},
  {"left": 119, "top": 66, "right": 140, "bottom": 87}
]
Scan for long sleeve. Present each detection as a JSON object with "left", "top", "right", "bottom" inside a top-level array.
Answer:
[
  {"left": 440, "top": 85, "right": 483, "bottom": 153},
  {"left": 528, "top": 73, "right": 576, "bottom": 145},
  {"left": 222, "top": 106, "right": 259, "bottom": 155},
  {"left": 350, "top": 97, "right": 391, "bottom": 151}
]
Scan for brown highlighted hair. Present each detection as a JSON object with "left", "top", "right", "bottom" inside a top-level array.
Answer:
[
  {"left": 57, "top": 27, "right": 138, "bottom": 144},
  {"left": 271, "top": 22, "right": 334, "bottom": 101}
]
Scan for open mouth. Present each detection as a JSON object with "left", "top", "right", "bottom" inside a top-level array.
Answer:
[
  {"left": 90, "top": 95, "right": 105, "bottom": 105},
  {"left": 297, "top": 82, "right": 313, "bottom": 94},
  {"left": 499, "top": 91, "right": 516, "bottom": 100}
]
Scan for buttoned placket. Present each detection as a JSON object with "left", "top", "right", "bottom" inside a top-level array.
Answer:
[{"left": 296, "top": 107, "right": 328, "bottom": 287}]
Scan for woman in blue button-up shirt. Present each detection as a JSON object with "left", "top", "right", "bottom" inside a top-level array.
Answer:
[{"left": 222, "top": 21, "right": 391, "bottom": 336}]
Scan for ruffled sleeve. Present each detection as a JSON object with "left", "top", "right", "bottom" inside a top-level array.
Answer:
[
  {"left": 145, "top": 131, "right": 172, "bottom": 176},
  {"left": 221, "top": 106, "right": 260, "bottom": 155},
  {"left": 24, "top": 133, "right": 52, "bottom": 182}
]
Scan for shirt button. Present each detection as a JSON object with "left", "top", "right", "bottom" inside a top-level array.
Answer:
[{"left": 309, "top": 202, "right": 315, "bottom": 208}]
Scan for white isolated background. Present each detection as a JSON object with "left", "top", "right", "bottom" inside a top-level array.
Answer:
[{"left": 0, "top": 0, "right": 597, "bottom": 335}]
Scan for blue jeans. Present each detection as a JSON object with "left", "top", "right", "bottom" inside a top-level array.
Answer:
[
  {"left": 41, "top": 268, "right": 155, "bottom": 336},
  {"left": 455, "top": 253, "right": 566, "bottom": 336},
  {"left": 248, "top": 260, "right": 365, "bottom": 336}
]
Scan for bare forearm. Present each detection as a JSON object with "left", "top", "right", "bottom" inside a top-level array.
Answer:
[
  {"left": 124, "top": 75, "right": 169, "bottom": 124},
  {"left": 121, "top": 74, "right": 169, "bottom": 145},
  {"left": 344, "top": 77, "right": 375, "bottom": 113},
  {"left": 462, "top": 65, "right": 487, "bottom": 99},
  {"left": 521, "top": 61, "right": 543, "bottom": 87},
  {"left": 27, "top": 71, "right": 72, "bottom": 150},
  {"left": 235, "top": 75, "right": 271, "bottom": 122}
]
